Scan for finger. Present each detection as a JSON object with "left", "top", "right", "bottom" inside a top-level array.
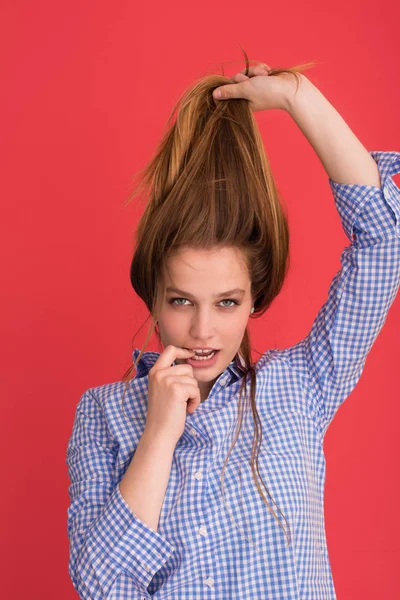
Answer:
[
  {"left": 163, "top": 374, "right": 199, "bottom": 387},
  {"left": 213, "top": 81, "right": 249, "bottom": 101},
  {"left": 152, "top": 345, "right": 195, "bottom": 372},
  {"left": 239, "top": 63, "right": 271, "bottom": 76},
  {"left": 186, "top": 386, "right": 202, "bottom": 413},
  {"left": 231, "top": 73, "right": 249, "bottom": 83},
  {"left": 162, "top": 364, "right": 196, "bottom": 377}
]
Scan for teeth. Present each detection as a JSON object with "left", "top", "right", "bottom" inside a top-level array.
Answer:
[{"left": 191, "top": 350, "right": 216, "bottom": 361}]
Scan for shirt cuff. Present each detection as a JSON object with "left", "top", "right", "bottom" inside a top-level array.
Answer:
[{"left": 86, "top": 482, "right": 176, "bottom": 595}]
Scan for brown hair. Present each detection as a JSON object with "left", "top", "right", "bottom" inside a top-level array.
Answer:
[{"left": 121, "top": 48, "right": 318, "bottom": 547}]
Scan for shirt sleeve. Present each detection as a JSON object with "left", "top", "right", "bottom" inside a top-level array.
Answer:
[
  {"left": 301, "top": 150, "right": 400, "bottom": 437},
  {"left": 66, "top": 389, "right": 176, "bottom": 599}
]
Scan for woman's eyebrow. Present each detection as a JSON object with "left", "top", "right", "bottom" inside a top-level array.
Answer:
[{"left": 166, "top": 286, "right": 246, "bottom": 298}]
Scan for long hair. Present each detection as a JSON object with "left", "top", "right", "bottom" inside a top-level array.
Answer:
[{"left": 121, "top": 49, "right": 318, "bottom": 547}]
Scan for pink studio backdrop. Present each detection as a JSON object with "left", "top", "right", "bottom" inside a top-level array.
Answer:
[{"left": 1, "top": 1, "right": 399, "bottom": 599}]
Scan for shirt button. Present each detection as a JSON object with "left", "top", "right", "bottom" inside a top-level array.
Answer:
[
  {"left": 219, "top": 376, "right": 228, "bottom": 386},
  {"left": 194, "top": 471, "right": 202, "bottom": 480},
  {"left": 205, "top": 576, "right": 214, "bottom": 588},
  {"left": 189, "top": 427, "right": 198, "bottom": 436},
  {"left": 198, "top": 525, "right": 207, "bottom": 536}
]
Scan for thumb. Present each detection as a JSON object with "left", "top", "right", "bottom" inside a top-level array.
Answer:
[{"left": 213, "top": 82, "right": 247, "bottom": 102}]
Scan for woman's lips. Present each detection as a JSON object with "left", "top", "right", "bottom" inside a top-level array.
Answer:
[
  {"left": 184, "top": 349, "right": 220, "bottom": 367},
  {"left": 184, "top": 348, "right": 219, "bottom": 351}
]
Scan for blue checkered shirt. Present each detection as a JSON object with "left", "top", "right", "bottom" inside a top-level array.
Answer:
[{"left": 66, "top": 150, "right": 400, "bottom": 599}]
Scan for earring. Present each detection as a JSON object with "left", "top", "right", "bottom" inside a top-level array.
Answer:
[{"left": 250, "top": 306, "right": 254, "bottom": 314}]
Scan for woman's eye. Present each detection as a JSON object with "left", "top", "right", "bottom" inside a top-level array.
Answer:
[
  {"left": 169, "top": 297, "right": 239, "bottom": 308},
  {"left": 220, "top": 299, "right": 238, "bottom": 307},
  {"left": 170, "top": 297, "right": 189, "bottom": 306}
]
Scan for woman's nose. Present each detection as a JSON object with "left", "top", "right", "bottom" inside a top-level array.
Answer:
[{"left": 189, "top": 311, "right": 216, "bottom": 339}]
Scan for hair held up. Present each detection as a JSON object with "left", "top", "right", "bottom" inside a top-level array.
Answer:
[{"left": 122, "top": 47, "right": 319, "bottom": 548}]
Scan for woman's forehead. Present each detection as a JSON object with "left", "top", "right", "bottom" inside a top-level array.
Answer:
[{"left": 165, "top": 246, "right": 248, "bottom": 272}]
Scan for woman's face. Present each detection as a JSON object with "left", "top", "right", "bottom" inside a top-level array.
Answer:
[{"left": 156, "top": 246, "right": 254, "bottom": 401}]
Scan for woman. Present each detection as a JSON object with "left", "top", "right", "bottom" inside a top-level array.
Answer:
[{"left": 66, "top": 52, "right": 400, "bottom": 599}]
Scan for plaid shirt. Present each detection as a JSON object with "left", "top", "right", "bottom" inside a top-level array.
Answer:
[{"left": 66, "top": 150, "right": 400, "bottom": 599}]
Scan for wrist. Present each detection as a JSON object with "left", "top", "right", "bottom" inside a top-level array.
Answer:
[
  {"left": 142, "top": 425, "right": 177, "bottom": 453},
  {"left": 283, "top": 73, "right": 314, "bottom": 114}
]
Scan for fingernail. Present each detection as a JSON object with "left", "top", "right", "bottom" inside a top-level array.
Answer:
[{"left": 214, "top": 90, "right": 222, "bottom": 99}]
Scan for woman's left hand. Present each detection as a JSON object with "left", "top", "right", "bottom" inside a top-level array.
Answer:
[{"left": 212, "top": 62, "right": 302, "bottom": 113}]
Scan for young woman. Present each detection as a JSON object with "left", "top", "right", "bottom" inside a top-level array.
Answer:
[{"left": 66, "top": 53, "right": 400, "bottom": 599}]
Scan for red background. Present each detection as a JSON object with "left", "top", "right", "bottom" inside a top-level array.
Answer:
[{"left": 1, "top": 1, "right": 399, "bottom": 598}]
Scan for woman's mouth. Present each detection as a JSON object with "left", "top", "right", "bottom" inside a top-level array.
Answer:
[{"left": 184, "top": 349, "right": 220, "bottom": 368}]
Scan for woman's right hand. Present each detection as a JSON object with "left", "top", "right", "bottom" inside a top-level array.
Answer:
[
  {"left": 145, "top": 345, "right": 201, "bottom": 447},
  {"left": 212, "top": 62, "right": 308, "bottom": 113}
]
